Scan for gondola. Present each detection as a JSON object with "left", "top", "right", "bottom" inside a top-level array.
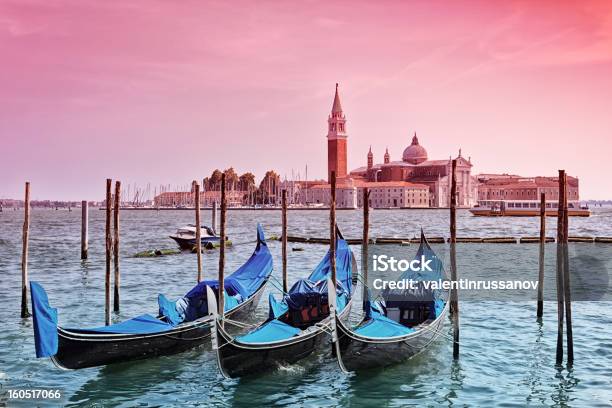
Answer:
[
  {"left": 30, "top": 224, "right": 273, "bottom": 370},
  {"left": 329, "top": 231, "right": 449, "bottom": 372},
  {"left": 210, "top": 229, "right": 356, "bottom": 378}
]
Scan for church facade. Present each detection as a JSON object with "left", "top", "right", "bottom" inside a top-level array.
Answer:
[{"left": 323, "top": 84, "right": 478, "bottom": 208}]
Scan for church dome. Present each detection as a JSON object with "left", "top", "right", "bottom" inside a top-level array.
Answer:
[{"left": 402, "top": 133, "right": 428, "bottom": 164}]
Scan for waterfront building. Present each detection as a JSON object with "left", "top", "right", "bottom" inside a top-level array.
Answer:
[
  {"left": 305, "top": 179, "right": 429, "bottom": 209},
  {"left": 153, "top": 190, "right": 244, "bottom": 207},
  {"left": 324, "top": 84, "right": 477, "bottom": 208},
  {"left": 349, "top": 135, "right": 477, "bottom": 207},
  {"left": 476, "top": 174, "right": 580, "bottom": 202},
  {"left": 471, "top": 173, "right": 587, "bottom": 216}
]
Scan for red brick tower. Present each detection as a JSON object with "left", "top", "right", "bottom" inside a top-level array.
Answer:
[{"left": 327, "top": 83, "right": 348, "bottom": 182}]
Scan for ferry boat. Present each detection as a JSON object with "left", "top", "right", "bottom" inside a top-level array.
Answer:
[{"left": 469, "top": 200, "right": 590, "bottom": 217}]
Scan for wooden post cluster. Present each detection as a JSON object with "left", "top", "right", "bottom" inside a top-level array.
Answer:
[
  {"left": 450, "top": 159, "right": 459, "bottom": 360},
  {"left": 105, "top": 179, "right": 112, "bottom": 326},
  {"left": 555, "top": 170, "right": 573, "bottom": 365},
  {"left": 218, "top": 173, "right": 226, "bottom": 316},
  {"left": 555, "top": 171, "right": 565, "bottom": 364},
  {"left": 81, "top": 200, "right": 89, "bottom": 260},
  {"left": 362, "top": 188, "right": 370, "bottom": 300},
  {"left": 113, "top": 181, "right": 121, "bottom": 313},
  {"left": 21, "top": 182, "right": 31, "bottom": 318},
  {"left": 194, "top": 181, "right": 203, "bottom": 282},
  {"left": 537, "top": 193, "right": 545, "bottom": 319},
  {"left": 555, "top": 169, "right": 574, "bottom": 365},
  {"left": 282, "top": 189, "right": 288, "bottom": 293},
  {"left": 330, "top": 171, "right": 337, "bottom": 286}
]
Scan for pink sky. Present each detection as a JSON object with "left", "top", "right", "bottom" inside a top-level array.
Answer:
[{"left": 1, "top": 0, "right": 611, "bottom": 200}]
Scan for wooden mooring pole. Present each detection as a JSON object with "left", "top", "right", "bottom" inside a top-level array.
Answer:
[
  {"left": 218, "top": 174, "right": 226, "bottom": 317},
  {"left": 555, "top": 170, "right": 565, "bottom": 365},
  {"left": 282, "top": 189, "right": 288, "bottom": 293},
  {"left": 81, "top": 200, "right": 89, "bottom": 260},
  {"left": 212, "top": 200, "right": 217, "bottom": 234},
  {"left": 194, "top": 181, "right": 203, "bottom": 282},
  {"left": 330, "top": 171, "right": 337, "bottom": 286},
  {"left": 561, "top": 171, "right": 574, "bottom": 365},
  {"left": 113, "top": 181, "right": 121, "bottom": 313},
  {"left": 362, "top": 188, "right": 370, "bottom": 300},
  {"left": 450, "top": 159, "right": 459, "bottom": 359},
  {"left": 105, "top": 179, "right": 112, "bottom": 326},
  {"left": 537, "top": 192, "right": 545, "bottom": 319},
  {"left": 20, "top": 182, "right": 31, "bottom": 318}
]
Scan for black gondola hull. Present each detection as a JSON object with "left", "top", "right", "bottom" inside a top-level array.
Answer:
[
  {"left": 215, "top": 300, "right": 352, "bottom": 378},
  {"left": 216, "top": 327, "right": 322, "bottom": 378},
  {"left": 335, "top": 305, "right": 448, "bottom": 372},
  {"left": 52, "top": 278, "right": 267, "bottom": 370}
]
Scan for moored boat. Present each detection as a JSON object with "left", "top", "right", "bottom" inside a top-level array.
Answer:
[
  {"left": 169, "top": 224, "right": 220, "bottom": 249},
  {"left": 329, "top": 232, "right": 449, "bottom": 372},
  {"left": 31, "top": 224, "right": 273, "bottom": 370},
  {"left": 210, "top": 230, "right": 356, "bottom": 378},
  {"left": 469, "top": 200, "right": 590, "bottom": 217}
]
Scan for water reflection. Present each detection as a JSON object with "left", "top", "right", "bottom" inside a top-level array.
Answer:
[
  {"left": 524, "top": 320, "right": 547, "bottom": 406},
  {"left": 67, "top": 350, "right": 200, "bottom": 407},
  {"left": 550, "top": 367, "right": 579, "bottom": 407}
]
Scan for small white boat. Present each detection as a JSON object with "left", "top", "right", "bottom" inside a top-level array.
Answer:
[{"left": 169, "top": 224, "right": 220, "bottom": 249}]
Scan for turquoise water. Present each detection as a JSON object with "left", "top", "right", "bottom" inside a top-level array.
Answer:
[{"left": 0, "top": 208, "right": 611, "bottom": 407}]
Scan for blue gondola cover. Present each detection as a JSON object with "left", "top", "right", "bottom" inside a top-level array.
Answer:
[
  {"left": 71, "top": 314, "right": 174, "bottom": 334},
  {"left": 268, "top": 293, "right": 289, "bottom": 319},
  {"left": 159, "top": 223, "right": 273, "bottom": 324},
  {"left": 238, "top": 319, "right": 301, "bottom": 343},
  {"left": 30, "top": 282, "right": 58, "bottom": 358}
]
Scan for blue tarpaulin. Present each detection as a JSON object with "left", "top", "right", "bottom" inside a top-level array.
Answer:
[
  {"left": 69, "top": 314, "right": 174, "bottom": 334},
  {"left": 30, "top": 282, "right": 58, "bottom": 358},
  {"left": 159, "top": 224, "right": 273, "bottom": 324},
  {"left": 354, "top": 313, "right": 415, "bottom": 337},
  {"left": 306, "top": 237, "right": 353, "bottom": 295},
  {"left": 282, "top": 236, "right": 353, "bottom": 313},
  {"left": 238, "top": 319, "right": 301, "bottom": 343},
  {"left": 268, "top": 293, "right": 289, "bottom": 320}
]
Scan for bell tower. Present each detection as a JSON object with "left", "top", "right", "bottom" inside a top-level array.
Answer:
[{"left": 327, "top": 83, "right": 348, "bottom": 182}]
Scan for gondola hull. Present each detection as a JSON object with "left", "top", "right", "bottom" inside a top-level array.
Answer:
[
  {"left": 334, "top": 303, "right": 448, "bottom": 372},
  {"left": 51, "top": 278, "right": 267, "bottom": 370},
  {"left": 214, "top": 299, "right": 352, "bottom": 378}
]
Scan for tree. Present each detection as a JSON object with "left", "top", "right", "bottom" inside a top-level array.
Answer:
[
  {"left": 208, "top": 169, "right": 223, "bottom": 191},
  {"left": 224, "top": 167, "right": 239, "bottom": 191},
  {"left": 239, "top": 172, "right": 256, "bottom": 191},
  {"left": 239, "top": 172, "right": 256, "bottom": 205},
  {"left": 258, "top": 170, "right": 281, "bottom": 205}
]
